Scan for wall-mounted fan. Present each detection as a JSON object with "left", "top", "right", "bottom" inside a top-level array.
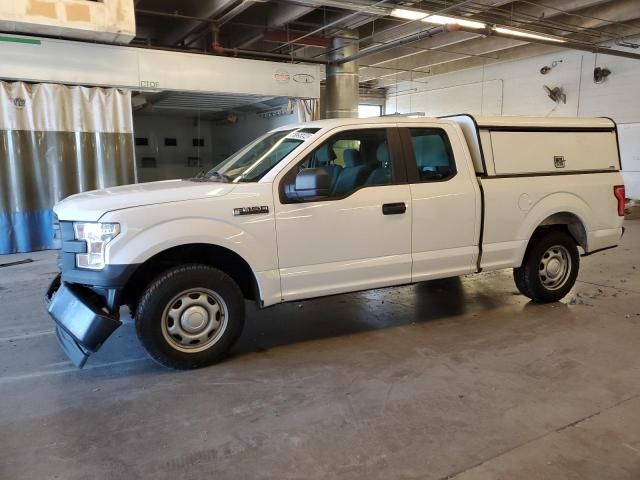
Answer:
[{"left": 543, "top": 85, "right": 566, "bottom": 104}]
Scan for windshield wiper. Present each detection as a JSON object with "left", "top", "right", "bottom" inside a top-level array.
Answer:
[
  {"left": 209, "top": 171, "right": 231, "bottom": 183},
  {"left": 188, "top": 170, "right": 230, "bottom": 183}
]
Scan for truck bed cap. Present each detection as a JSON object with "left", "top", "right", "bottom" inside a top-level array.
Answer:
[{"left": 466, "top": 115, "right": 615, "bottom": 129}]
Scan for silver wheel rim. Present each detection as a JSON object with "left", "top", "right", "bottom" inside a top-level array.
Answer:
[
  {"left": 161, "top": 288, "right": 228, "bottom": 353},
  {"left": 538, "top": 245, "right": 572, "bottom": 291}
]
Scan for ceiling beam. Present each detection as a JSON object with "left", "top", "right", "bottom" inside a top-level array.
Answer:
[
  {"left": 363, "top": 36, "right": 524, "bottom": 83},
  {"left": 235, "top": 4, "right": 315, "bottom": 48},
  {"left": 359, "top": 0, "right": 614, "bottom": 67},
  {"left": 358, "top": 31, "right": 482, "bottom": 81},
  {"left": 384, "top": 42, "right": 558, "bottom": 95},
  {"left": 361, "top": 0, "right": 640, "bottom": 86},
  {"left": 263, "top": 30, "right": 331, "bottom": 47},
  {"left": 157, "top": 0, "right": 241, "bottom": 46}
]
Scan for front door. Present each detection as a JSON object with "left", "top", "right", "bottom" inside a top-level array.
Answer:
[{"left": 273, "top": 126, "right": 412, "bottom": 301}]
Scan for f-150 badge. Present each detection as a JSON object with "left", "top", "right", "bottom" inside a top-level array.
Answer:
[{"left": 233, "top": 206, "right": 269, "bottom": 216}]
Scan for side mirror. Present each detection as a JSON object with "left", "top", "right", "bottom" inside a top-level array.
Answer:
[{"left": 286, "top": 168, "right": 331, "bottom": 200}]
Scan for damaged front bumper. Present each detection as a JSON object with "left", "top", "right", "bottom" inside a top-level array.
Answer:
[{"left": 46, "top": 274, "right": 122, "bottom": 368}]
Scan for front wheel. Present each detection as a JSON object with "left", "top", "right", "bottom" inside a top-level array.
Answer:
[
  {"left": 135, "top": 264, "right": 245, "bottom": 369},
  {"left": 513, "top": 230, "right": 579, "bottom": 303}
]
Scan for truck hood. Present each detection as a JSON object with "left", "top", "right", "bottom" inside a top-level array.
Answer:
[{"left": 54, "top": 180, "right": 236, "bottom": 221}]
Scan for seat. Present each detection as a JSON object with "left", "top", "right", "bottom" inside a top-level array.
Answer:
[
  {"left": 314, "top": 144, "right": 342, "bottom": 190},
  {"left": 331, "top": 148, "right": 369, "bottom": 196},
  {"left": 366, "top": 142, "right": 392, "bottom": 185}
]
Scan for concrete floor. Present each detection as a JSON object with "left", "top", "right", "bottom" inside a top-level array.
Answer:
[{"left": 1, "top": 221, "right": 640, "bottom": 480}]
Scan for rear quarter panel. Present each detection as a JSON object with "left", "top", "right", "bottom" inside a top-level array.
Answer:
[{"left": 480, "top": 172, "right": 624, "bottom": 270}]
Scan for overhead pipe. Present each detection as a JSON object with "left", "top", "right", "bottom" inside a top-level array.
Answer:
[
  {"left": 211, "top": 23, "right": 223, "bottom": 54},
  {"left": 217, "top": 47, "right": 328, "bottom": 64},
  {"left": 335, "top": 25, "right": 450, "bottom": 64},
  {"left": 130, "top": 42, "right": 327, "bottom": 65},
  {"left": 337, "top": 21, "right": 640, "bottom": 65},
  {"left": 136, "top": 9, "right": 321, "bottom": 31},
  {"left": 452, "top": 24, "right": 640, "bottom": 61}
]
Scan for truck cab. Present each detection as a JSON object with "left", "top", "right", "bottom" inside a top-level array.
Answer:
[{"left": 47, "top": 115, "right": 626, "bottom": 369}]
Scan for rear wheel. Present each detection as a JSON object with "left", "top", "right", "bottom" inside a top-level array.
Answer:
[
  {"left": 135, "top": 264, "right": 245, "bottom": 369},
  {"left": 513, "top": 230, "right": 579, "bottom": 303}
]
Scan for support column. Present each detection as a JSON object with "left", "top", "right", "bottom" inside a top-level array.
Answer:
[{"left": 324, "top": 31, "right": 359, "bottom": 119}]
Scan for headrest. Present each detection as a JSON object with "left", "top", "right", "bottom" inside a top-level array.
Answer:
[
  {"left": 315, "top": 144, "right": 335, "bottom": 165},
  {"left": 343, "top": 149, "right": 361, "bottom": 167},
  {"left": 377, "top": 142, "right": 390, "bottom": 164}
]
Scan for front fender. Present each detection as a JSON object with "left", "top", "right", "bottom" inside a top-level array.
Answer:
[{"left": 105, "top": 216, "right": 278, "bottom": 274}]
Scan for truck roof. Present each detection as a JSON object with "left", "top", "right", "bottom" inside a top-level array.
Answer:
[{"left": 277, "top": 115, "right": 615, "bottom": 131}]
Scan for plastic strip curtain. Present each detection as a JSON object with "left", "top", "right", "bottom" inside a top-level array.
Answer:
[{"left": 0, "top": 81, "right": 135, "bottom": 254}]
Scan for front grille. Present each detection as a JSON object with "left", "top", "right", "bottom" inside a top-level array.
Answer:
[
  {"left": 52, "top": 214, "right": 62, "bottom": 250},
  {"left": 59, "top": 221, "right": 75, "bottom": 243},
  {"left": 58, "top": 221, "right": 77, "bottom": 273}
]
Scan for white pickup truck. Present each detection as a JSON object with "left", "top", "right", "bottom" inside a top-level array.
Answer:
[{"left": 47, "top": 115, "right": 626, "bottom": 369}]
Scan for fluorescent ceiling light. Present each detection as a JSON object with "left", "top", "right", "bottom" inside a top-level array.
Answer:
[
  {"left": 422, "top": 14, "right": 486, "bottom": 29},
  {"left": 390, "top": 8, "right": 428, "bottom": 20},
  {"left": 390, "top": 8, "right": 486, "bottom": 29},
  {"left": 493, "top": 27, "right": 566, "bottom": 43},
  {"left": 390, "top": 8, "right": 567, "bottom": 42}
]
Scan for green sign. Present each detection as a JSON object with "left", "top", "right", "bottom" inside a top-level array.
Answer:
[{"left": 0, "top": 36, "right": 41, "bottom": 45}]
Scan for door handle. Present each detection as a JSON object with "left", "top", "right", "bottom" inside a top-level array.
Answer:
[{"left": 382, "top": 202, "right": 407, "bottom": 215}]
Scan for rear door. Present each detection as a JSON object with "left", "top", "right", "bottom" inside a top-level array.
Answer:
[
  {"left": 273, "top": 125, "right": 412, "bottom": 301},
  {"left": 400, "top": 123, "right": 481, "bottom": 281}
]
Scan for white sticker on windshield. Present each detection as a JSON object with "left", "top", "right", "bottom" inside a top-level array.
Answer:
[{"left": 286, "top": 131, "right": 314, "bottom": 141}]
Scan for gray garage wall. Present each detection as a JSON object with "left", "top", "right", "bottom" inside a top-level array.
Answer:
[
  {"left": 386, "top": 49, "right": 640, "bottom": 198},
  {"left": 133, "top": 115, "right": 217, "bottom": 183},
  {"left": 0, "top": 81, "right": 135, "bottom": 254},
  {"left": 133, "top": 109, "right": 298, "bottom": 183}
]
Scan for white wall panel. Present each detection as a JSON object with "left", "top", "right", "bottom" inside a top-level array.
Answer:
[
  {"left": 578, "top": 56, "right": 640, "bottom": 124},
  {"left": 386, "top": 79, "right": 503, "bottom": 116},
  {"left": 386, "top": 46, "right": 640, "bottom": 198},
  {"left": 617, "top": 123, "right": 640, "bottom": 199},
  {"left": 496, "top": 52, "right": 581, "bottom": 117}
]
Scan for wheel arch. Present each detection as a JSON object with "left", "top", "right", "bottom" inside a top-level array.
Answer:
[
  {"left": 121, "top": 243, "right": 261, "bottom": 311},
  {"left": 538, "top": 211, "right": 587, "bottom": 248},
  {"left": 515, "top": 193, "right": 592, "bottom": 266}
]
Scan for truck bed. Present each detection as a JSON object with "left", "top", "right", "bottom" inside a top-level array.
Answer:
[{"left": 444, "top": 114, "right": 625, "bottom": 271}]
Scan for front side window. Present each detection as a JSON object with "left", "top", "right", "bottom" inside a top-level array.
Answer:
[
  {"left": 409, "top": 128, "right": 456, "bottom": 181},
  {"left": 282, "top": 128, "right": 394, "bottom": 202},
  {"left": 197, "top": 128, "right": 319, "bottom": 183}
]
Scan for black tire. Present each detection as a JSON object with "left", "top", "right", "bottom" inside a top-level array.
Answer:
[
  {"left": 513, "top": 229, "right": 579, "bottom": 303},
  {"left": 135, "top": 264, "right": 245, "bottom": 369}
]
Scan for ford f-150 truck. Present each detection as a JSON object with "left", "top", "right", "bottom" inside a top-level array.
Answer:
[{"left": 46, "top": 115, "right": 626, "bottom": 369}]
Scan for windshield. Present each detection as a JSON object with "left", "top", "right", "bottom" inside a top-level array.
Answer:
[{"left": 199, "top": 128, "right": 319, "bottom": 183}]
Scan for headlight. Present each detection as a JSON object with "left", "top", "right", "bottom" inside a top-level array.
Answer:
[{"left": 73, "top": 222, "right": 120, "bottom": 270}]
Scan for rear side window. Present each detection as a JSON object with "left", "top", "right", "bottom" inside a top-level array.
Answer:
[{"left": 409, "top": 128, "right": 456, "bottom": 181}]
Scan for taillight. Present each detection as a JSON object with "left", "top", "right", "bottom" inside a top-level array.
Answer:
[{"left": 614, "top": 185, "right": 626, "bottom": 217}]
